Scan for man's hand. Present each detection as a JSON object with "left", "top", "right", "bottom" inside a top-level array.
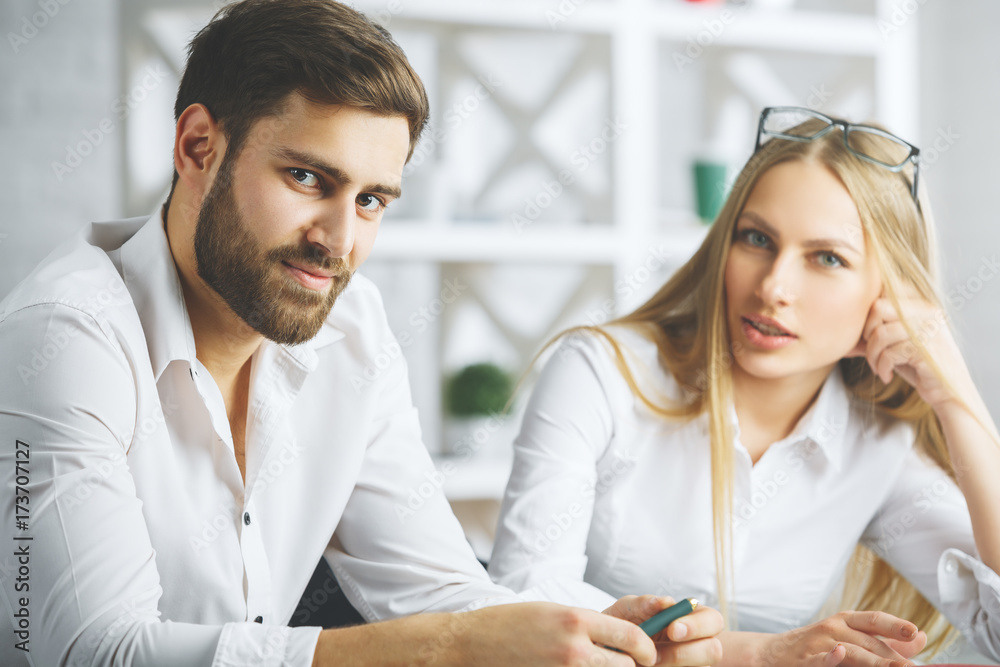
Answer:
[
  {"left": 604, "top": 595, "right": 724, "bottom": 666},
  {"left": 463, "top": 601, "right": 659, "bottom": 666}
]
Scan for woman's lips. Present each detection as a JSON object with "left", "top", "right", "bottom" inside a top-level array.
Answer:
[{"left": 741, "top": 317, "right": 797, "bottom": 349}]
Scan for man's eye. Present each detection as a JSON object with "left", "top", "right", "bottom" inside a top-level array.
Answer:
[
  {"left": 358, "top": 194, "right": 385, "bottom": 212},
  {"left": 290, "top": 168, "right": 320, "bottom": 188}
]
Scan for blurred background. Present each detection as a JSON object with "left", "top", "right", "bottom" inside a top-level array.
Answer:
[{"left": 1, "top": 1, "right": 997, "bottom": 659}]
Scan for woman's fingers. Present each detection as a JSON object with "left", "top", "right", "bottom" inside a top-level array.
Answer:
[
  {"left": 835, "top": 628, "right": 910, "bottom": 665},
  {"left": 862, "top": 296, "right": 939, "bottom": 346},
  {"left": 842, "top": 611, "right": 917, "bottom": 643},
  {"left": 604, "top": 595, "right": 675, "bottom": 625},
  {"left": 602, "top": 597, "right": 726, "bottom": 666},
  {"left": 882, "top": 630, "right": 928, "bottom": 659},
  {"left": 663, "top": 605, "right": 724, "bottom": 643},
  {"left": 838, "top": 641, "right": 912, "bottom": 667},
  {"left": 863, "top": 298, "right": 895, "bottom": 342},
  {"left": 825, "top": 643, "right": 848, "bottom": 667},
  {"left": 864, "top": 310, "right": 947, "bottom": 385},
  {"left": 873, "top": 341, "right": 913, "bottom": 385},
  {"left": 864, "top": 321, "right": 910, "bottom": 381},
  {"left": 607, "top": 596, "right": 723, "bottom": 645},
  {"left": 837, "top": 611, "right": 921, "bottom": 662}
]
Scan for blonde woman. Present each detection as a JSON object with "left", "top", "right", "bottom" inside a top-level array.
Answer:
[{"left": 489, "top": 107, "right": 1000, "bottom": 667}]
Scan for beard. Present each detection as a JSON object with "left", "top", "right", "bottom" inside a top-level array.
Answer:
[{"left": 193, "top": 156, "right": 353, "bottom": 346}]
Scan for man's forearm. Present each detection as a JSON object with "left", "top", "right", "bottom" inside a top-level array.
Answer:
[
  {"left": 312, "top": 612, "right": 470, "bottom": 667},
  {"left": 309, "top": 601, "right": 663, "bottom": 667}
]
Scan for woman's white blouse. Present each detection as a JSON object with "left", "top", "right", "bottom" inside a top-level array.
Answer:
[{"left": 488, "top": 326, "right": 1000, "bottom": 661}]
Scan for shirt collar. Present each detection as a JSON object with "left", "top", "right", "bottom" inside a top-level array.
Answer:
[
  {"left": 729, "top": 369, "right": 851, "bottom": 472},
  {"left": 119, "top": 207, "right": 345, "bottom": 383},
  {"left": 774, "top": 369, "right": 851, "bottom": 471}
]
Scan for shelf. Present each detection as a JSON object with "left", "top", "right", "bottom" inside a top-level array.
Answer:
[
  {"left": 373, "top": 217, "right": 710, "bottom": 264},
  {"left": 355, "top": 0, "right": 881, "bottom": 56},
  {"left": 646, "top": 6, "right": 881, "bottom": 56}
]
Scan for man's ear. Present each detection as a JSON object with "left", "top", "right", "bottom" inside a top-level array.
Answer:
[{"left": 173, "top": 103, "right": 227, "bottom": 205}]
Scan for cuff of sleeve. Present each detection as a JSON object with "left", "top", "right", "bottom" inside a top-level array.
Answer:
[
  {"left": 517, "top": 580, "right": 618, "bottom": 612},
  {"left": 455, "top": 592, "right": 525, "bottom": 613},
  {"left": 937, "top": 547, "right": 1000, "bottom": 605},
  {"left": 212, "top": 623, "right": 322, "bottom": 667}
]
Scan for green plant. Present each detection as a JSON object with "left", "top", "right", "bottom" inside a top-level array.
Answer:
[{"left": 444, "top": 362, "right": 512, "bottom": 417}]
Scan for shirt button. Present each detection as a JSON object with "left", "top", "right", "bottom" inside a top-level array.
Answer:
[
  {"left": 945, "top": 558, "right": 958, "bottom": 574},
  {"left": 244, "top": 512, "right": 251, "bottom": 525},
  {"left": 254, "top": 615, "right": 263, "bottom": 623}
]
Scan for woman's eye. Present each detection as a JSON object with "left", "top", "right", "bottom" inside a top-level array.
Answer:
[
  {"left": 817, "top": 252, "right": 844, "bottom": 268},
  {"left": 744, "top": 230, "right": 769, "bottom": 248},
  {"left": 290, "top": 168, "right": 320, "bottom": 188},
  {"left": 358, "top": 194, "right": 385, "bottom": 212}
]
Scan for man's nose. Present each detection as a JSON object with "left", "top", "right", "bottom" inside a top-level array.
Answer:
[{"left": 306, "top": 199, "right": 356, "bottom": 259}]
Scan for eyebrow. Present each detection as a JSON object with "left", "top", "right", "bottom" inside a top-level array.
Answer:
[
  {"left": 271, "top": 146, "right": 403, "bottom": 200},
  {"left": 737, "top": 210, "right": 862, "bottom": 256}
]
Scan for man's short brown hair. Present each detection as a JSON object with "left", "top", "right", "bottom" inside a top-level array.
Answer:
[{"left": 172, "top": 0, "right": 428, "bottom": 185}]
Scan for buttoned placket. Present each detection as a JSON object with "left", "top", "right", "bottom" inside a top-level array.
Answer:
[
  {"left": 185, "top": 353, "right": 281, "bottom": 625},
  {"left": 240, "top": 341, "right": 319, "bottom": 625},
  {"left": 730, "top": 416, "right": 821, "bottom": 579}
]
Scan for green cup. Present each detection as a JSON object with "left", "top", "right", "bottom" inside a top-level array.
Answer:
[{"left": 693, "top": 159, "right": 729, "bottom": 225}]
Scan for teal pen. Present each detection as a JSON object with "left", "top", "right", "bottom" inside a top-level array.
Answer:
[
  {"left": 606, "top": 598, "right": 699, "bottom": 654},
  {"left": 639, "top": 598, "right": 698, "bottom": 637}
]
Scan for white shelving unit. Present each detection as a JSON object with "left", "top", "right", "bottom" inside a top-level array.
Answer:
[
  {"left": 374, "top": 218, "right": 709, "bottom": 264},
  {"left": 119, "top": 0, "right": 919, "bottom": 509},
  {"left": 349, "top": 0, "right": 919, "bottom": 506}
]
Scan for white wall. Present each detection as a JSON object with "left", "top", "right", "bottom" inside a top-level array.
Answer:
[
  {"left": 0, "top": 0, "right": 121, "bottom": 295},
  {"left": 920, "top": 1, "right": 1000, "bottom": 415}
]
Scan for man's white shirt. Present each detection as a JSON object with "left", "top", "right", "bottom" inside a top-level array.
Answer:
[{"left": 0, "top": 211, "right": 516, "bottom": 666}]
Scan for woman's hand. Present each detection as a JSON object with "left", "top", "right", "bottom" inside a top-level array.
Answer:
[
  {"left": 847, "top": 292, "right": 974, "bottom": 413},
  {"left": 604, "top": 595, "right": 724, "bottom": 666},
  {"left": 849, "top": 290, "right": 1000, "bottom": 590},
  {"left": 755, "top": 611, "right": 926, "bottom": 667}
]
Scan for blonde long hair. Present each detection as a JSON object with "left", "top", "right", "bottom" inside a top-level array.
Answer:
[{"left": 544, "top": 119, "right": 960, "bottom": 654}]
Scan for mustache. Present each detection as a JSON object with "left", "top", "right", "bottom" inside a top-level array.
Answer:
[{"left": 267, "top": 245, "right": 352, "bottom": 279}]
